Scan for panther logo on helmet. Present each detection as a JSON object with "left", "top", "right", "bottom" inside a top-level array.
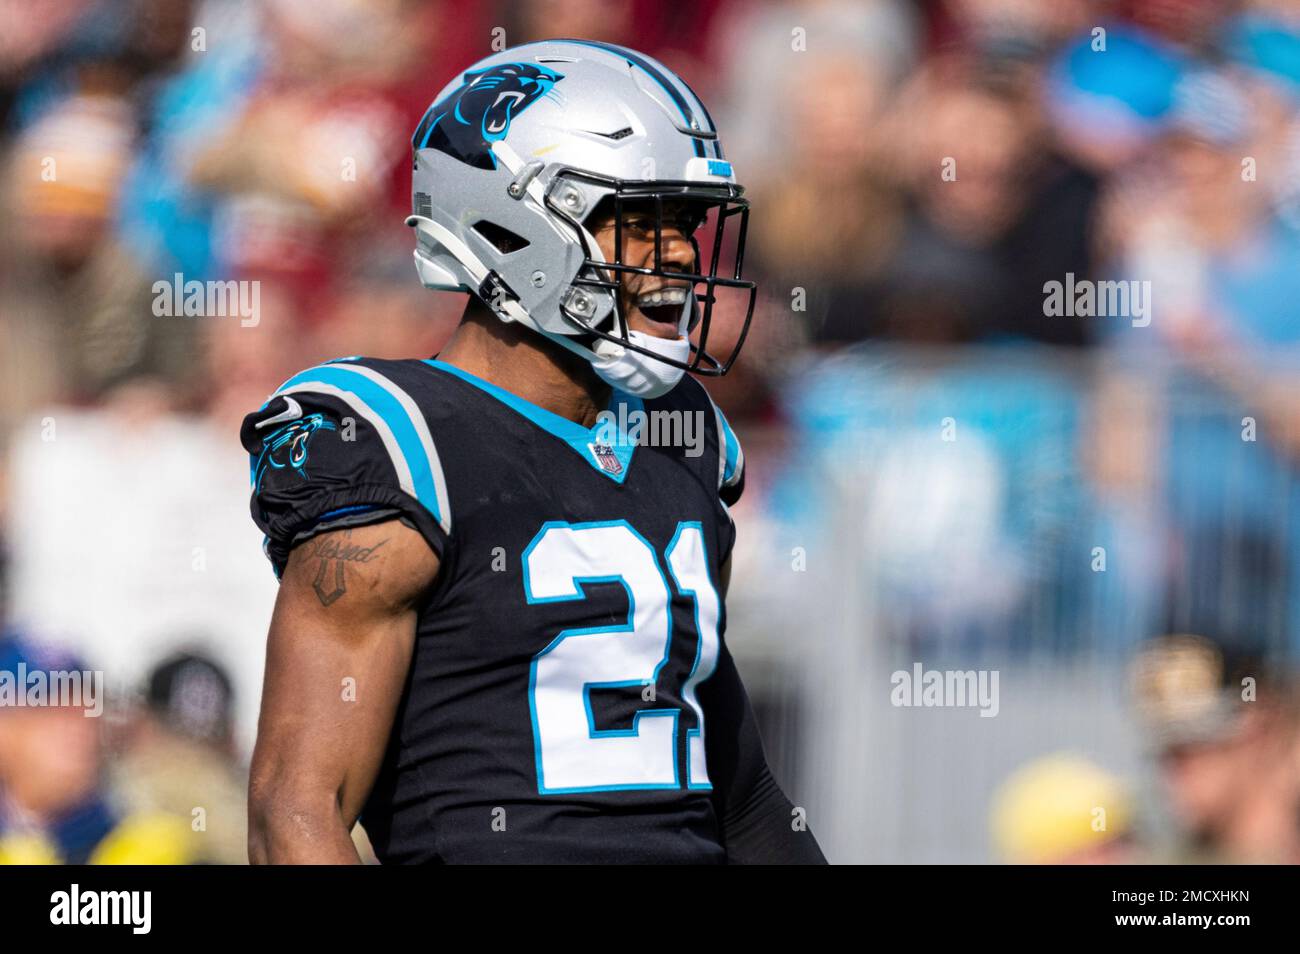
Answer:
[{"left": 413, "top": 62, "right": 564, "bottom": 171}]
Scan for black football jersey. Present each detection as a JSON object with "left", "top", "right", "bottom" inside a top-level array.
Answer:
[{"left": 241, "top": 356, "right": 747, "bottom": 863}]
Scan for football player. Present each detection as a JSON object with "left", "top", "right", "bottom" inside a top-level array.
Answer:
[{"left": 242, "top": 40, "right": 826, "bottom": 864}]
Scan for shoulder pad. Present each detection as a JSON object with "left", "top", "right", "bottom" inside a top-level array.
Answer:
[{"left": 240, "top": 358, "right": 452, "bottom": 575}]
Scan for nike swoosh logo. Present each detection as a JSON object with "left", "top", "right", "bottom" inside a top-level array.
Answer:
[{"left": 256, "top": 396, "right": 304, "bottom": 429}]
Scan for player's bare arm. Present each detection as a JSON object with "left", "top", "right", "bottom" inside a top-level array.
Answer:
[{"left": 247, "top": 521, "right": 439, "bottom": 864}]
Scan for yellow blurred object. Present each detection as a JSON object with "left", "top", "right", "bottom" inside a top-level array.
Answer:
[
  {"left": 991, "top": 753, "right": 1132, "bottom": 864},
  {"left": 0, "top": 831, "right": 62, "bottom": 865},
  {"left": 88, "top": 813, "right": 196, "bottom": 866},
  {"left": 112, "top": 732, "right": 249, "bottom": 865},
  {"left": 0, "top": 812, "right": 197, "bottom": 865}
]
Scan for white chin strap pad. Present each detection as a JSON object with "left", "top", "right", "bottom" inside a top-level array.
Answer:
[
  {"left": 589, "top": 331, "right": 690, "bottom": 399},
  {"left": 583, "top": 288, "right": 696, "bottom": 399}
]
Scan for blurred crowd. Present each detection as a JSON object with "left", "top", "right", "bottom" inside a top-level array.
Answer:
[
  {"left": 992, "top": 634, "right": 1300, "bottom": 864},
  {"left": 0, "top": 637, "right": 246, "bottom": 863},
  {"left": 2, "top": 0, "right": 1300, "bottom": 863}
]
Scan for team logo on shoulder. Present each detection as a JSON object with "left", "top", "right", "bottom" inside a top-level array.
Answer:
[
  {"left": 588, "top": 442, "right": 623, "bottom": 476},
  {"left": 254, "top": 413, "right": 338, "bottom": 491},
  {"left": 412, "top": 62, "right": 564, "bottom": 170}
]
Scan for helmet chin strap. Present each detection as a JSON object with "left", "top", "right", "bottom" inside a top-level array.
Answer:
[
  {"left": 587, "top": 331, "right": 690, "bottom": 399},
  {"left": 560, "top": 285, "right": 697, "bottom": 399},
  {"left": 542, "top": 325, "right": 689, "bottom": 400}
]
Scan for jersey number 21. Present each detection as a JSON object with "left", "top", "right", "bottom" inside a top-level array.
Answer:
[{"left": 523, "top": 520, "right": 720, "bottom": 794}]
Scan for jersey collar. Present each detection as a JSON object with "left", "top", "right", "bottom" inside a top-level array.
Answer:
[{"left": 424, "top": 359, "right": 642, "bottom": 483}]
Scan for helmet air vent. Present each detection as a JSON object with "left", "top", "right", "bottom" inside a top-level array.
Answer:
[{"left": 472, "top": 220, "right": 531, "bottom": 254}]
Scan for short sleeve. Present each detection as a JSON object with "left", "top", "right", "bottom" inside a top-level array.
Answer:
[
  {"left": 709, "top": 397, "right": 746, "bottom": 508},
  {"left": 239, "top": 361, "right": 452, "bottom": 577}
]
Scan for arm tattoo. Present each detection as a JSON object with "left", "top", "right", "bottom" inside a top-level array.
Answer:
[{"left": 306, "top": 531, "right": 388, "bottom": 606}]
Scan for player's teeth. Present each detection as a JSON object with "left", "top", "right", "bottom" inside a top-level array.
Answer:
[{"left": 638, "top": 288, "right": 687, "bottom": 309}]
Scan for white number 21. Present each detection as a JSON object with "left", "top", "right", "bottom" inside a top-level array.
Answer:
[{"left": 523, "top": 520, "right": 721, "bottom": 794}]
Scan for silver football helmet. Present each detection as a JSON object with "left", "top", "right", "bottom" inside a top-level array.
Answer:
[{"left": 405, "top": 39, "right": 755, "bottom": 397}]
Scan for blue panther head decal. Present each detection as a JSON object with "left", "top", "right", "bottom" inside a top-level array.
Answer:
[
  {"left": 254, "top": 413, "right": 338, "bottom": 492},
  {"left": 412, "top": 62, "right": 564, "bottom": 170}
]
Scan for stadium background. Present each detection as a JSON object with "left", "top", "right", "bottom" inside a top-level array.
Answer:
[{"left": 2, "top": 0, "right": 1300, "bottom": 864}]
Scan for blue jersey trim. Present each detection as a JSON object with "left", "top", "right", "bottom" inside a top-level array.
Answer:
[
  {"left": 316, "top": 503, "right": 381, "bottom": 522},
  {"left": 276, "top": 365, "right": 445, "bottom": 525},
  {"left": 424, "top": 359, "right": 643, "bottom": 483},
  {"left": 715, "top": 404, "right": 740, "bottom": 485}
]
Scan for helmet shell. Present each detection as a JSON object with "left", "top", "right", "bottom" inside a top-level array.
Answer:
[{"left": 408, "top": 39, "right": 738, "bottom": 338}]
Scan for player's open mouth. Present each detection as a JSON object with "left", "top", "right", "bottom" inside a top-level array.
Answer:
[{"left": 635, "top": 286, "right": 689, "bottom": 328}]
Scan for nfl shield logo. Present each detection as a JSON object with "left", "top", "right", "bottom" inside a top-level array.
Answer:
[{"left": 589, "top": 442, "right": 623, "bottom": 475}]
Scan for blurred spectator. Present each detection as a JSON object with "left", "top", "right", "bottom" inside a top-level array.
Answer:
[
  {"left": 0, "top": 67, "right": 162, "bottom": 413},
  {"left": 1096, "top": 45, "right": 1300, "bottom": 655},
  {"left": 0, "top": 632, "right": 197, "bottom": 863},
  {"left": 0, "top": 0, "right": 211, "bottom": 413},
  {"left": 876, "top": 51, "right": 1100, "bottom": 347},
  {"left": 110, "top": 649, "right": 247, "bottom": 864},
  {"left": 716, "top": 0, "right": 919, "bottom": 179},
  {"left": 1131, "top": 634, "right": 1300, "bottom": 863},
  {"left": 721, "top": 0, "right": 917, "bottom": 353}
]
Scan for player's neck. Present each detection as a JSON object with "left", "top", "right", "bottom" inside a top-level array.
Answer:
[{"left": 436, "top": 300, "right": 611, "bottom": 429}]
